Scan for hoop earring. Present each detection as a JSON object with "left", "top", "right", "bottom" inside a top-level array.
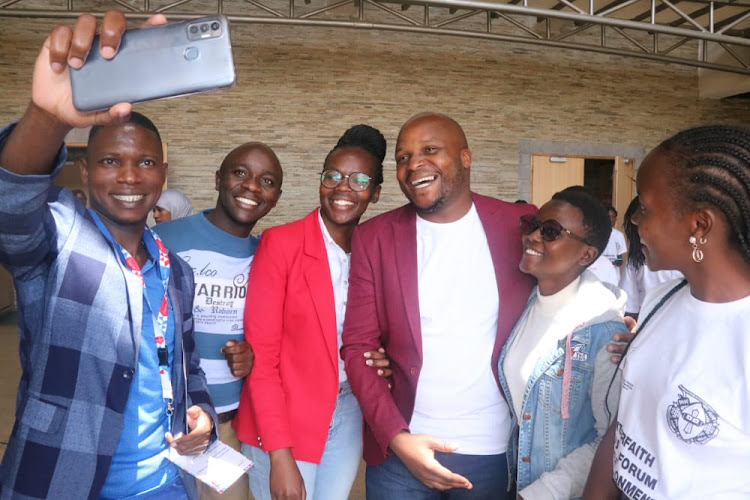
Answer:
[{"left": 689, "top": 235, "right": 705, "bottom": 263}]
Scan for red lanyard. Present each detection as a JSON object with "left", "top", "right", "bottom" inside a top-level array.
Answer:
[
  {"left": 89, "top": 207, "right": 177, "bottom": 418},
  {"left": 118, "top": 230, "right": 175, "bottom": 416}
]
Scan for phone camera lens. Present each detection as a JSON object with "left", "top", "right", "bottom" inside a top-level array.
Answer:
[
  {"left": 189, "top": 25, "right": 199, "bottom": 34},
  {"left": 200, "top": 23, "right": 209, "bottom": 33},
  {"left": 211, "top": 22, "right": 220, "bottom": 31}
]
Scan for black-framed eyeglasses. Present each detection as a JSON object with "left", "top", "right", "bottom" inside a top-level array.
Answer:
[
  {"left": 320, "top": 169, "right": 372, "bottom": 192},
  {"left": 519, "top": 214, "right": 591, "bottom": 245}
]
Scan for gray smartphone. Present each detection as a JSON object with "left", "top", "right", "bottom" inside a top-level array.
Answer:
[{"left": 70, "top": 16, "right": 236, "bottom": 112}]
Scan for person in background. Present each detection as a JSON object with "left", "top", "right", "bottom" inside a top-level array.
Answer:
[
  {"left": 584, "top": 125, "right": 750, "bottom": 499},
  {"left": 618, "top": 196, "right": 682, "bottom": 320},
  {"left": 0, "top": 11, "right": 215, "bottom": 499},
  {"left": 154, "top": 188, "right": 193, "bottom": 223},
  {"left": 72, "top": 187, "right": 88, "bottom": 206},
  {"left": 498, "top": 188, "right": 625, "bottom": 499},
  {"left": 154, "top": 142, "right": 283, "bottom": 500},
  {"left": 235, "top": 124, "right": 387, "bottom": 500},
  {"left": 602, "top": 205, "right": 627, "bottom": 267},
  {"left": 586, "top": 252, "right": 620, "bottom": 286}
]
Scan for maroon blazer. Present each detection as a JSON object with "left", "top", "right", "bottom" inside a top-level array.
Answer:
[{"left": 341, "top": 192, "right": 536, "bottom": 465}]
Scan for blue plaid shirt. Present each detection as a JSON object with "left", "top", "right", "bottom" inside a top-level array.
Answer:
[{"left": 0, "top": 123, "right": 217, "bottom": 500}]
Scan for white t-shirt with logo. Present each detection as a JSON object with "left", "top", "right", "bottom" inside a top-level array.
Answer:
[{"left": 615, "top": 280, "right": 750, "bottom": 499}]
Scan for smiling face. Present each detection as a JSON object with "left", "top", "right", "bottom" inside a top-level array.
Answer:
[
  {"left": 210, "top": 143, "right": 283, "bottom": 237},
  {"left": 80, "top": 122, "right": 166, "bottom": 234},
  {"left": 319, "top": 146, "right": 380, "bottom": 231},
  {"left": 632, "top": 150, "right": 691, "bottom": 272},
  {"left": 519, "top": 200, "right": 598, "bottom": 295},
  {"left": 395, "top": 114, "right": 472, "bottom": 223}
]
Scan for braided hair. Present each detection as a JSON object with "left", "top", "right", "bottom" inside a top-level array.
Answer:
[
  {"left": 657, "top": 125, "right": 750, "bottom": 264},
  {"left": 605, "top": 125, "right": 750, "bottom": 419},
  {"left": 325, "top": 124, "right": 387, "bottom": 186},
  {"left": 623, "top": 196, "right": 646, "bottom": 270}
]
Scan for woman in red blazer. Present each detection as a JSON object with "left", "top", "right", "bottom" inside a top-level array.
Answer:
[{"left": 234, "top": 125, "right": 386, "bottom": 500}]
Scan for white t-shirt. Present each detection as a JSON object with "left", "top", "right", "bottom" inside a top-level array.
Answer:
[
  {"left": 410, "top": 204, "right": 511, "bottom": 455},
  {"left": 588, "top": 255, "right": 620, "bottom": 286},
  {"left": 503, "top": 276, "right": 582, "bottom": 418},
  {"left": 619, "top": 264, "right": 683, "bottom": 314},
  {"left": 615, "top": 281, "right": 750, "bottom": 499},
  {"left": 603, "top": 228, "right": 627, "bottom": 262}
]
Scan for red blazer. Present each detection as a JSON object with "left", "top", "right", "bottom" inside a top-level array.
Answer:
[
  {"left": 341, "top": 193, "right": 537, "bottom": 465},
  {"left": 234, "top": 209, "right": 341, "bottom": 463}
]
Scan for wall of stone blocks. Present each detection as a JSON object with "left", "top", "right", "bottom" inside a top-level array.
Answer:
[{"left": 1, "top": 16, "right": 748, "bottom": 232}]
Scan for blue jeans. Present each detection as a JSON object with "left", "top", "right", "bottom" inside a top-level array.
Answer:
[
  {"left": 366, "top": 451, "right": 509, "bottom": 500},
  {"left": 242, "top": 384, "right": 363, "bottom": 500}
]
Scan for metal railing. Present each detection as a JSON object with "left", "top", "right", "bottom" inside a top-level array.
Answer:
[{"left": 1, "top": 0, "right": 749, "bottom": 74}]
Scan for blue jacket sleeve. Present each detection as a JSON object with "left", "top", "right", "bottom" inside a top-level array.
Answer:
[{"left": 0, "top": 122, "right": 69, "bottom": 279}]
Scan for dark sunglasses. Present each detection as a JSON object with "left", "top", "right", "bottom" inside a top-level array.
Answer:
[
  {"left": 320, "top": 169, "right": 372, "bottom": 192},
  {"left": 519, "top": 214, "right": 591, "bottom": 245}
]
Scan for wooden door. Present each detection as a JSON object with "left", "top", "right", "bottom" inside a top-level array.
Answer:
[
  {"left": 612, "top": 156, "right": 635, "bottom": 230},
  {"left": 531, "top": 155, "right": 584, "bottom": 207}
]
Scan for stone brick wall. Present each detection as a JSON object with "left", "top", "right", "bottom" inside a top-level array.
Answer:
[{"left": 1, "top": 17, "right": 748, "bottom": 232}]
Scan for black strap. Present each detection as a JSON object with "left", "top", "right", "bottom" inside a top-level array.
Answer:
[
  {"left": 605, "top": 279, "right": 688, "bottom": 422},
  {"left": 633, "top": 279, "right": 688, "bottom": 336}
]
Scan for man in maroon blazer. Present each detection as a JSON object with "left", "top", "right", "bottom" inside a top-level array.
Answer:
[{"left": 341, "top": 112, "right": 536, "bottom": 499}]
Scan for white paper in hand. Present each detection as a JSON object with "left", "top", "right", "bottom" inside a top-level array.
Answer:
[{"left": 168, "top": 440, "right": 252, "bottom": 493}]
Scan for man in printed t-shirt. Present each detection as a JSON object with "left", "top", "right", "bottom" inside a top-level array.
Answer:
[{"left": 155, "top": 142, "right": 283, "bottom": 500}]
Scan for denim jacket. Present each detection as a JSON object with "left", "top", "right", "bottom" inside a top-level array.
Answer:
[{"left": 498, "top": 271, "right": 625, "bottom": 500}]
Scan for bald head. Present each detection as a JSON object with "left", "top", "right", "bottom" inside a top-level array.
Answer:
[
  {"left": 395, "top": 112, "right": 473, "bottom": 223},
  {"left": 399, "top": 112, "right": 469, "bottom": 150},
  {"left": 208, "top": 141, "right": 283, "bottom": 238},
  {"left": 220, "top": 142, "right": 282, "bottom": 183}
]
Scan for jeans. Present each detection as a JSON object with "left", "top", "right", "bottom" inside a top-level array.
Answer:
[
  {"left": 242, "top": 384, "right": 363, "bottom": 500},
  {"left": 366, "top": 451, "right": 509, "bottom": 500}
]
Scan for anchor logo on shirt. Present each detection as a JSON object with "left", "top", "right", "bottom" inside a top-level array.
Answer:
[{"left": 666, "top": 385, "right": 719, "bottom": 444}]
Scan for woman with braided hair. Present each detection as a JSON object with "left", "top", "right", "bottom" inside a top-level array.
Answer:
[{"left": 584, "top": 125, "right": 750, "bottom": 499}]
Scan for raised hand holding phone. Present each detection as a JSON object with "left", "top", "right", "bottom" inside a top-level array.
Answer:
[
  {"left": 69, "top": 15, "right": 236, "bottom": 112},
  {"left": 0, "top": 10, "right": 166, "bottom": 177},
  {"left": 36, "top": 10, "right": 167, "bottom": 128}
]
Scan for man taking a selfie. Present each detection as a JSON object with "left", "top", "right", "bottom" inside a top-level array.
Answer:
[{"left": 0, "top": 11, "right": 216, "bottom": 499}]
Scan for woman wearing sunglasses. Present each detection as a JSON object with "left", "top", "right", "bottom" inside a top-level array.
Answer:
[
  {"left": 497, "top": 187, "right": 627, "bottom": 500},
  {"left": 233, "top": 125, "right": 387, "bottom": 500}
]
